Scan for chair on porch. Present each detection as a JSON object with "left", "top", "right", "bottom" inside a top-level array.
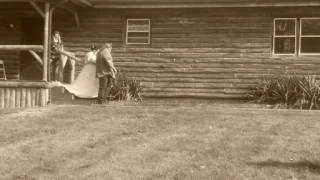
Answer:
[{"left": 0, "top": 60, "right": 6, "bottom": 80}]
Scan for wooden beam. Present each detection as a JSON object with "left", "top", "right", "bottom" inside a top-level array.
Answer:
[
  {"left": 74, "top": 13, "right": 80, "bottom": 27},
  {"left": 50, "top": 0, "right": 79, "bottom": 14},
  {"left": 70, "top": 0, "right": 91, "bottom": 7},
  {"left": 0, "top": 45, "right": 43, "bottom": 51},
  {"left": 0, "top": 0, "right": 49, "bottom": 2},
  {"left": 0, "top": 81, "right": 54, "bottom": 88},
  {"left": 47, "top": 6, "right": 52, "bottom": 103},
  {"left": 69, "top": 0, "right": 84, "bottom": 7},
  {"left": 51, "top": 0, "right": 68, "bottom": 11},
  {"left": 30, "top": 2, "right": 44, "bottom": 18},
  {"left": 58, "top": 50, "right": 84, "bottom": 63},
  {"left": 93, "top": 1, "right": 320, "bottom": 8},
  {"left": 59, "top": 4, "right": 78, "bottom": 13},
  {"left": 43, "top": 2, "right": 50, "bottom": 82},
  {"left": 28, "top": 50, "right": 43, "bottom": 66}
]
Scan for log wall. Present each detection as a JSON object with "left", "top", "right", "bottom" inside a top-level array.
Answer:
[
  {"left": 3, "top": 3, "right": 320, "bottom": 99},
  {"left": 0, "top": 3, "right": 43, "bottom": 80},
  {"left": 52, "top": 7, "right": 320, "bottom": 98},
  {"left": 0, "top": 17, "right": 21, "bottom": 80}
]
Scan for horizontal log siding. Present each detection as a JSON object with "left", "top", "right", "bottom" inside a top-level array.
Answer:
[
  {"left": 0, "top": 3, "right": 41, "bottom": 80},
  {"left": 0, "top": 19, "right": 21, "bottom": 80},
  {"left": 51, "top": 7, "right": 320, "bottom": 98}
]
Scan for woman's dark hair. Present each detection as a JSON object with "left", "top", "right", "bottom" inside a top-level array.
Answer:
[{"left": 90, "top": 45, "right": 97, "bottom": 51}]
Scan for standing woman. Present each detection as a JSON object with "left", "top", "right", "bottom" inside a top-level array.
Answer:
[
  {"left": 51, "top": 31, "right": 64, "bottom": 81},
  {"left": 85, "top": 45, "right": 98, "bottom": 64},
  {"left": 58, "top": 45, "right": 100, "bottom": 98}
]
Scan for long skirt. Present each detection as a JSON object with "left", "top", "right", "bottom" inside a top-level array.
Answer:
[{"left": 58, "top": 64, "right": 99, "bottom": 98}]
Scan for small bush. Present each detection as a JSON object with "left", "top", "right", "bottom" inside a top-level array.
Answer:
[
  {"left": 248, "top": 68, "right": 320, "bottom": 110},
  {"left": 109, "top": 70, "right": 143, "bottom": 102}
]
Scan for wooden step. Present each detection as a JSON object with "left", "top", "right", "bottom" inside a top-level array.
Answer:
[
  {"left": 50, "top": 86, "right": 95, "bottom": 105},
  {"left": 51, "top": 86, "right": 73, "bottom": 101}
]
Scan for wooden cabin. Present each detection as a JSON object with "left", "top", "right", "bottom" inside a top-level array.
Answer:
[{"left": 1, "top": 0, "right": 320, "bottom": 107}]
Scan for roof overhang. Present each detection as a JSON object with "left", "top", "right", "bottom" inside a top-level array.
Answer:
[
  {"left": 91, "top": 0, "right": 320, "bottom": 8},
  {"left": 0, "top": 0, "right": 92, "bottom": 7},
  {"left": 1, "top": 0, "right": 320, "bottom": 8}
]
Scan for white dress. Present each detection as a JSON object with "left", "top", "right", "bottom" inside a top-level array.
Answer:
[{"left": 58, "top": 51, "right": 99, "bottom": 98}]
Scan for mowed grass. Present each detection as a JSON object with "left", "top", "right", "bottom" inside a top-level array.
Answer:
[{"left": 1, "top": 103, "right": 320, "bottom": 180}]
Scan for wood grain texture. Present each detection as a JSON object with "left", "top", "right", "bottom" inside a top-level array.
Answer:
[
  {"left": 0, "top": 88, "right": 4, "bottom": 108},
  {"left": 26, "top": 88, "right": 31, "bottom": 107},
  {"left": 40, "top": 88, "right": 46, "bottom": 106},
  {"left": 35, "top": 88, "right": 40, "bottom": 106},
  {"left": 0, "top": 86, "right": 49, "bottom": 108},
  {"left": 16, "top": 88, "right": 21, "bottom": 108},
  {"left": 31, "top": 88, "right": 36, "bottom": 107},
  {"left": 9, "top": 88, "right": 15, "bottom": 108},
  {"left": 50, "top": 7, "right": 320, "bottom": 98},
  {"left": 4, "top": 88, "right": 10, "bottom": 108},
  {"left": 21, "top": 88, "right": 26, "bottom": 107},
  {"left": 3, "top": 5, "right": 320, "bottom": 98}
]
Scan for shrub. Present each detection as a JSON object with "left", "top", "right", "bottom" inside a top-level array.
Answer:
[
  {"left": 109, "top": 70, "right": 143, "bottom": 102},
  {"left": 248, "top": 68, "right": 320, "bottom": 110}
]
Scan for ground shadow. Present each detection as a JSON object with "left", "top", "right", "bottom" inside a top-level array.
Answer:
[{"left": 247, "top": 159, "right": 320, "bottom": 174}]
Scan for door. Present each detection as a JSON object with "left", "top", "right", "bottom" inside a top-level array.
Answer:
[{"left": 20, "top": 18, "right": 43, "bottom": 80}]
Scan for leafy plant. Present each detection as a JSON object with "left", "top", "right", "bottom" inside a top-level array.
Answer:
[
  {"left": 248, "top": 68, "right": 320, "bottom": 110},
  {"left": 109, "top": 70, "right": 143, "bottom": 102}
]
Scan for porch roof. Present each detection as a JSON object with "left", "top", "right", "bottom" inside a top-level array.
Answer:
[
  {"left": 90, "top": 0, "right": 320, "bottom": 8},
  {"left": 1, "top": 0, "right": 320, "bottom": 8}
]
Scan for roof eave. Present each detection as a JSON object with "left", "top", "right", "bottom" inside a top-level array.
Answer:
[{"left": 93, "top": 1, "right": 320, "bottom": 8}]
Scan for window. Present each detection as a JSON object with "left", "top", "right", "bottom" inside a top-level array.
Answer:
[
  {"left": 273, "top": 18, "right": 297, "bottom": 55},
  {"left": 126, "top": 19, "right": 150, "bottom": 45},
  {"left": 273, "top": 17, "right": 320, "bottom": 56},
  {"left": 300, "top": 18, "right": 320, "bottom": 54}
]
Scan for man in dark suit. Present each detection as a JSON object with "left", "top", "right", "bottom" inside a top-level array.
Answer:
[{"left": 96, "top": 43, "right": 117, "bottom": 104}]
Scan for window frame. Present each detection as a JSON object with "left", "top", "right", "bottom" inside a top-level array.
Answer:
[
  {"left": 272, "top": 18, "right": 297, "bottom": 56},
  {"left": 299, "top": 17, "right": 320, "bottom": 56},
  {"left": 126, "top": 18, "right": 151, "bottom": 45}
]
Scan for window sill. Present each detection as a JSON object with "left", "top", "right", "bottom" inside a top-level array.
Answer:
[
  {"left": 298, "top": 54, "right": 320, "bottom": 56},
  {"left": 271, "top": 54, "right": 320, "bottom": 58},
  {"left": 272, "top": 54, "right": 297, "bottom": 58},
  {"left": 123, "top": 44, "right": 151, "bottom": 48}
]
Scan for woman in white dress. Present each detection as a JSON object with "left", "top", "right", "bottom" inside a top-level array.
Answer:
[{"left": 59, "top": 46, "right": 99, "bottom": 98}]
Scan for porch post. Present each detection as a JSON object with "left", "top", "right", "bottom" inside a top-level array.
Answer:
[
  {"left": 47, "top": 6, "right": 53, "bottom": 104},
  {"left": 43, "top": 3, "right": 50, "bottom": 81},
  {"left": 48, "top": 9, "right": 52, "bottom": 83}
]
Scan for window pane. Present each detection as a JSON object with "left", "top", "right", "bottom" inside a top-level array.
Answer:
[
  {"left": 301, "top": 19, "right": 320, "bottom": 35},
  {"left": 275, "top": 19, "right": 295, "bottom": 36},
  {"left": 127, "top": 38, "right": 149, "bottom": 44},
  {"left": 128, "top": 20, "right": 150, "bottom": 31},
  {"left": 128, "top": 32, "right": 149, "bottom": 38},
  {"left": 300, "top": 37, "right": 320, "bottom": 53},
  {"left": 274, "top": 37, "right": 295, "bottom": 54}
]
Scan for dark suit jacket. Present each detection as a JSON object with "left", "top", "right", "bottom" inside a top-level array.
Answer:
[{"left": 96, "top": 48, "right": 116, "bottom": 78}]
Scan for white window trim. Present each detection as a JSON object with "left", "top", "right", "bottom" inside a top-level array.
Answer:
[
  {"left": 126, "top": 19, "right": 150, "bottom": 45},
  {"left": 273, "top": 18, "right": 297, "bottom": 56},
  {"left": 299, "top": 17, "right": 320, "bottom": 55}
]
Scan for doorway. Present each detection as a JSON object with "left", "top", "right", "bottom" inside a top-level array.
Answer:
[{"left": 20, "top": 18, "right": 43, "bottom": 80}]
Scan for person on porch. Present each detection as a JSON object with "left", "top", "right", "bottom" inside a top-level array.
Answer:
[
  {"left": 51, "top": 31, "right": 73, "bottom": 82},
  {"left": 51, "top": 31, "right": 63, "bottom": 81}
]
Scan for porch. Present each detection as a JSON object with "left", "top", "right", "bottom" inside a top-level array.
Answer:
[{"left": 0, "top": 0, "right": 86, "bottom": 108}]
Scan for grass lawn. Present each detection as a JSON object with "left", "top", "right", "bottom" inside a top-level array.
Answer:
[{"left": 1, "top": 102, "right": 320, "bottom": 180}]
